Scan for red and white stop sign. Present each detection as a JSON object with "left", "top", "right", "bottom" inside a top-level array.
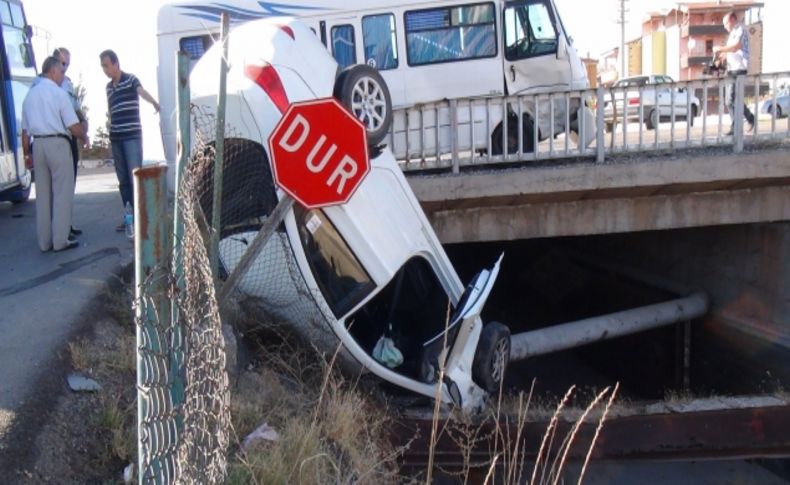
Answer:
[{"left": 268, "top": 98, "right": 369, "bottom": 209}]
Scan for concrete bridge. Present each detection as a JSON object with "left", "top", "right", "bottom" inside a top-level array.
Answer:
[{"left": 407, "top": 143, "right": 790, "bottom": 244}]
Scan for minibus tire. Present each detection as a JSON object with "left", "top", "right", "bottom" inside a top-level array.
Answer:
[
  {"left": 335, "top": 65, "right": 392, "bottom": 146},
  {"left": 472, "top": 321, "right": 510, "bottom": 393},
  {"left": 491, "top": 115, "right": 535, "bottom": 155}
]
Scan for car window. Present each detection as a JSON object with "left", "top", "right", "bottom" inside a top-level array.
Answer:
[
  {"left": 295, "top": 207, "right": 375, "bottom": 318},
  {"left": 504, "top": 1, "right": 558, "bottom": 60},
  {"left": 363, "top": 14, "right": 398, "bottom": 70},
  {"left": 331, "top": 24, "right": 357, "bottom": 69},
  {"left": 405, "top": 2, "right": 496, "bottom": 66}
]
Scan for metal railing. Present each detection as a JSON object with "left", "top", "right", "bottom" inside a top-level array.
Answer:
[{"left": 390, "top": 71, "right": 790, "bottom": 173}]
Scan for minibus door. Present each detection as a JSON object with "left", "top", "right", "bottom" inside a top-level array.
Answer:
[{"left": 502, "top": 0, "right": 572, "bottom": 95}]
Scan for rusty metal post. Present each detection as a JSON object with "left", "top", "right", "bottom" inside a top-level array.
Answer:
[
  {"left": 134, "top": 164, "right": 174, "bottom": 484},
  {"left": 210, "top": 11, "right": 231, "bottom": 279}
]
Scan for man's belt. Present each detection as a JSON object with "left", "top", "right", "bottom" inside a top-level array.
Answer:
[{"left": 35, "top": 134, "right": 71, "bottom": 140}]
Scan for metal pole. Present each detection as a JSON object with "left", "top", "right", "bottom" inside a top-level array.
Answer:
[
  {"left": 733, "top": 74, "right": 745, "bottom": 153},
  {"left": 210, "top": 11, "right": 231, "bottom": 278},
  {"left": 596, "top": 84, "right": 605, "bottom": 162},
  {"left": 217, "top": 195, "right": 295, "bottom": 308},
  {"left": 168, "top": 50, "right": 190, "bottom": 435},
  {"left": 509, "top": 291, "right": 708, "bottom": 361},
  {"left": 134, "top": 164, "right": 173, "bottom": 484}
]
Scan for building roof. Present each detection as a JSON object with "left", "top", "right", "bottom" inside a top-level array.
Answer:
[{"left": 677, "top": 1, "right": 764, "bottom": 13}]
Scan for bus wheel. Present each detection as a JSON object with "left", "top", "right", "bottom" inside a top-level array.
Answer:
[
  {"left": 9, "top": 183, "right": 31, "bottom": 204},
  {"left": 334, "top": 65, "right": 393, "bottom": 147},
  {"left": 473, "top": 321, "right": 510, "bottom": 393}
]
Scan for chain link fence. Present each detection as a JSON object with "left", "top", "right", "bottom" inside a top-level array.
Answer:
[{"left": 136, "top": 102, "right": 354, "bottom": 483}]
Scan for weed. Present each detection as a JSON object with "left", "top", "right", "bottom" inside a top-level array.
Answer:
[{"left": 68, "top": 338, "right": 92, "bottom": 371}]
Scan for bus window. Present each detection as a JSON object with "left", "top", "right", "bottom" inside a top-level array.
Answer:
[
  {"left": 331, "top": 24, "right": 356, "bottom": 69},
  {"left": 1, "top": 0, "right": 35, "bottom": 76},
  {"left": 362, "top": 14, "right": 398, "bottom": 70},
  {"left": 504, "top": 1, "right": 558, "bottom": 61},
  {"left": 180, "top": 35, "right": 215, "bottom": 70},
  {"left": 405, "top": 3, "right": 496, "bottom": 66}
]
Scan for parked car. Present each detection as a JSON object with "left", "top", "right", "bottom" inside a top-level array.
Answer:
[
  {"left": 760, "top": 89, "right": 789, "bottom": 118},
  {"left": 189, "top": 17, "right": 510, "bottom": 410},
  {"left": 603, "top": 75, "right": 701, "bottom": 131}
]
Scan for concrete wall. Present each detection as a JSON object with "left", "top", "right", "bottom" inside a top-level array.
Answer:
[{"left": 580, "top": 223, "right": 790, "bottom": 348}]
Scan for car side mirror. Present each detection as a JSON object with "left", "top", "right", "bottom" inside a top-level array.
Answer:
[{"left": 678, "top": 87, "right": 687, "bottom": 93}]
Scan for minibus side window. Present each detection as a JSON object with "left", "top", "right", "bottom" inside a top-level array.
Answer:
[
  {"left": 295, "top": 208, "right": 376, "bottom": 318},
  {"left": 405, "top": 2, "right": 496, "bottom": 66},
  {"left": 504, "top": 1, "right": 558, "bottom": 60},
  {"left": 331, "top": 24, "right": 357, "bottom": 69},
  {"left": 362, "top": 13, "right": 398, "bottom": 70}
]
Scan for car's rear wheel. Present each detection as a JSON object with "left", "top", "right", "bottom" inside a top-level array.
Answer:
[
  {"left": 334, "top": 65, "right": 393, "bottom": 147},
  {"left": 771, "top": 105, "right": 783, "bottom": 118},
  {"left": 473, "top": 321, "right": 510, "bottom": 393}
]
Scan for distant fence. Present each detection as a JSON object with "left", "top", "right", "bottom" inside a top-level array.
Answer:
[{"left": 390, "top": 71, "right": 790, "bottom": 172}]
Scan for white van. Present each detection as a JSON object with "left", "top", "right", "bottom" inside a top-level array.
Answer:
[
  {"left": 188, "top": 18, "right": 510, "bottom": 409},
  {"left": 158, "top": 0, "right": 592, "bottom": 186}
]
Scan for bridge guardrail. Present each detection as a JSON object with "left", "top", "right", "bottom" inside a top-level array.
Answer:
[{"left": 389, "top": 71, "right": 790, "bottom": 172}]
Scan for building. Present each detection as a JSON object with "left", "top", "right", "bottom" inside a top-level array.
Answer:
[
  {"left": 644, "top": 1, "right": 764, "bottom": 80},
  {"left": 603, "top": 1, "right": 764, "bottom": 82}
]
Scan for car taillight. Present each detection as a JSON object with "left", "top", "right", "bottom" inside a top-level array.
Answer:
[
  {"left": 245, "top": 63, "right": 290, "bottom": 114},
  {"left": 628, "top": 98, "right": 641, "bottom": 106}
]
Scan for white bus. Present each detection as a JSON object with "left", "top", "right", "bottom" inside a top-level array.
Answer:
[
  {"left": 157, "top": 0, "right": 592, "bottom": 186},
  {"left": 0, "top": 0, "right": 36, "bottom": 204}
]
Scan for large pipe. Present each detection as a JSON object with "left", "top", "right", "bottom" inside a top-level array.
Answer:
[{"left": 510, "top": 291, "right": 708, "bottom": 362}]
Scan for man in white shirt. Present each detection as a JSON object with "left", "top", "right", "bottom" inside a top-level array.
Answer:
[
  {"left": 714, "top": 11, "right": 755, "bottom": 134},
  {"left": 21, "top": 56, "right": 88, "bottom": 252}
]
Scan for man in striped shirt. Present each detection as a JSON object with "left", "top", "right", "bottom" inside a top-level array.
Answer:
[{"left": 100, "top": 49, "right": 160, "bottom": 231}]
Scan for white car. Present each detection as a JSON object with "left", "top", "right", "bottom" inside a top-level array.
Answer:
[
  {"left": 189, "top": 17, "right": 509, "bottom": 409},
  {"left": 603, "top": 75, "right": 701, "bottom": 131}
]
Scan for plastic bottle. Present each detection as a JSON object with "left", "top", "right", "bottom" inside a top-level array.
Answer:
[{"left": 124, "top": 202, "right": 134, "bottom": 239}]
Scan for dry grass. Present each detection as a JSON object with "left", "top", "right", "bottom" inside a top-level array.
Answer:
[
  {"left": 225, "top": 333, "right": 401, "bottom": 485},
  {"left": 67, "top": 338, "right": 91, "bottom": 372}
]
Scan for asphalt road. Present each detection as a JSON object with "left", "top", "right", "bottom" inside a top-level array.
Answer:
[{"left": 0, "top": 165, "right": 134, "bottom": 446}]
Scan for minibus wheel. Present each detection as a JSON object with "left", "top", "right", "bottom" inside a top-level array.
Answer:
[
  {"left": 491, "top": 115, "right": 535, "bottom": 155},
  {"left": 334, "top": 65, "right": 393, "bottom": 146},
  {"left": 472, "top": 321, "right": 510, "bottom": 393}
]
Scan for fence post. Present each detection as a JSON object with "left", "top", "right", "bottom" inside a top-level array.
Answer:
[
  {"left": 450, "top": 99, "right": 459, "bottom": 174},
  {"left": 596, "top": 84, "right": 605, "bottom": 163},
  {"left": 134, "top": 165, "right": 173, "bottom": 484},
  {"left": 733, "top": 74, "right": 744, "bottom": 153},
  {"left": 210, "top": 11, "right": 231, "bottom": 278},
  {"left": 168, "top": 50, "right": 190, "bottom": 442}
]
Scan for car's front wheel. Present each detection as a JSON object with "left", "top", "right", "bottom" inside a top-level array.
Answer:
[
  {"left": 334, "top": 65, "right": 393, "bottom": 147},
  {"left": 473, "top": 321, "right": 510, "bottom": 393}
]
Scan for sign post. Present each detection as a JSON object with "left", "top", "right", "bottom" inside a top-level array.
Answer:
[{"left": 218, "top": 97, "right": 369, "bottom": 306}]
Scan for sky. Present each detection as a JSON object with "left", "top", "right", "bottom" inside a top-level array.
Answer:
[{"left": 23, "top": 0, "right": 790, "bottom": 162}]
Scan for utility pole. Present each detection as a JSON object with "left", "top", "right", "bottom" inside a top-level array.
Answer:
[{"left": 617, "top": 0, "right": 629, "bottom": 78}]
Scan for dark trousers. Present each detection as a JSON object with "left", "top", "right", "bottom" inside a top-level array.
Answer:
[
  {"left": 70, "top": 136, "right": 79, "bottom": 191},
  {"left": 726, "top": 70, "right": 755, "bottom": 128}
]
